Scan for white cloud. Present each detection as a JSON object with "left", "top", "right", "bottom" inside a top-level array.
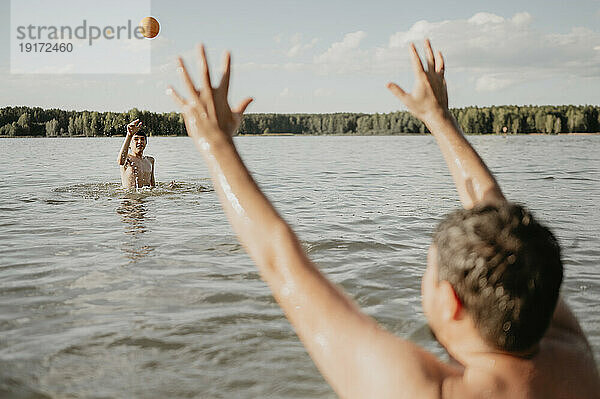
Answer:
[
  {"left": 232, "top": 12, "right": 600, "bottom": 93},
  {"left": 385, "top": 12, "right": 600, "bottom": 77},
  {"left": 312, "top": 14, "right": 550, "bottom": 76},
  {"left": 318, "top": 12, "right": 600, "bottom": 91},
  {"left": 388, "top": 12, "right": 537, "bottom": 54},
  {"left": 286, "top": 33, "right": 318, "bottom": 58},
  {"left": 313, "top": 31, "right": 368, "bottom": 73},
  {"left": 279, "top": 87, "right": 290, "bottom": 97},
  {"left": 475, "top": 74, "right": 518, "bottom": 91},
  {"left": 468, "top": 12, "right": 505, "bottom": 25},
  {"left": 389, "top": 20, "right": 442, "bottom": 48},
  {"left": 511, "top": 12, "right": 532, "bottom": 26}
]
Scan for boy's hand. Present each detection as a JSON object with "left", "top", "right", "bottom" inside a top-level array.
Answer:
[
  {"left": 167, "top": 44, "right": 253, "bottom": 143},
  {"left": 126, "top": 119, "right": 142, "bottom": 136},
  {"left": 387, "top": 39, "right": 449, "bottom": 126}
]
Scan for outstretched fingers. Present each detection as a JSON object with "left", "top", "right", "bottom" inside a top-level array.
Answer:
[
  {"left": 233, "top": 97, "right": 254, "bottom": 114},
  {"left": 435, "top": 51, "right": 445, "bottom": 75},
  {"left": 167, "top": 85, "right": 186, "bottom": 107},
  {"left": 387, "top": 82, "right": 408, "bottom": 101},
  {"left": 409, "top": 43, "right": 426, "bottom": 78},
  {"left": 177, "top": 57, "right": 199, "bottom": 99},
  {"left": 424, "top": 39, "right": 436, "bottom": 74},
  {"left": 219, "top": 51, "right": 231, "bottom": 95},
  {"left": 197, "top": 44, "right": 214, "bottom": 98},
  {"left": 168, "top": 44, "right": 255, "bottom": 138},
  {"left": 197, "top": 44, "right": 217, "bottom": 115}
]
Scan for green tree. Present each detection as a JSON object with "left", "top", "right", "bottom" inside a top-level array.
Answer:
[
  {"left": 45, "top": 118, "right": 59, "bottom": 137},
  {"left": 68, "top": 116, "right": 75, "bottom": 135},
  {"left": 553, "top": 117, "right": 562, "bottom": 134},
  {"left": 17, "top": 112, "right": 31, "bottom": 129}
]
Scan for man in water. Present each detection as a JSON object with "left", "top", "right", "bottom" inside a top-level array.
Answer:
[
  {"left": 168, "top": 43, "right": 599, "bottom": 398},
  {"left": 117, "top": 119, "right": 155, "bottom": 188}
]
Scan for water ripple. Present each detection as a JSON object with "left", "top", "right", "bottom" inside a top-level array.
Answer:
[{"left": 0, "top": 136, "right": 599, "bottom": 397}]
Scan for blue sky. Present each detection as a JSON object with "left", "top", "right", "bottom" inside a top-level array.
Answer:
[{"left": 1, "top": 0, "right": 599, "bottom": 114}]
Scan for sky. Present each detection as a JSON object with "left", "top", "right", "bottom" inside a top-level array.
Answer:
[{"left": 1, "top": 0, "right": 599, "bottom": 114}]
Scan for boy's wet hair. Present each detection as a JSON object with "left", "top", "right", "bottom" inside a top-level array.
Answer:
[
  {"left": 133, "top": 130, "right": 147, "bottom": 137},
  {"left": 433, "top": 202, "right": 563, "bottom": 352}
]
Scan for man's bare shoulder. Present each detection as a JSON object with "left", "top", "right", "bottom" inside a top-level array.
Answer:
[
  {"left": 536, "top": 327, "right": 600, "bottom": 397},
  {"left": 441, "top": 331, "right": 600, "bottom": 399}
]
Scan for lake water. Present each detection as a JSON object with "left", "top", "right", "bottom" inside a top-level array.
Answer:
[{"left": 1, "top": 135, "right": 599, "bottom": 398}]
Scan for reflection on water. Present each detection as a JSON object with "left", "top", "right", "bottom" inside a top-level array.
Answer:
[
  {"left": 52, "top": 180, "right": 213, "bottom": 263},
  {"left": 117, "top": 197, "right": 150, "bottom": 235},
  {"left": 116, "top": 197, "right": 155, "bottom": 262}
]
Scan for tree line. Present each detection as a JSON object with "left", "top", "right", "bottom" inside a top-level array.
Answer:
[{"left": 1, "top": 105, "right": 598, "bottom": 137}]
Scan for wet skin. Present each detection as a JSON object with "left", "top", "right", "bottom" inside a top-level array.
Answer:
[
  {"left": 168, "top": 42, "right": 600, "bottom": 398},
  {"left": 117, "top": 120, "right": 155, "bottom": 188}
]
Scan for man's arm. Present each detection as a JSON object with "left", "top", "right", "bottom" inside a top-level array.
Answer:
[
  {"left": 387, "top": 40, "right": 584, "bottom": 341},
  {"left": 167, "top": 44, "right": 451, "bottom": 399},
  {"left": 117, "top": 119, "right": 142, "bottom": 166},
  {"left": 388, "top": 40, "right": 505, "bottom": 209}
]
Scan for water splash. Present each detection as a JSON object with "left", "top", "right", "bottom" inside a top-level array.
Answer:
[{"left": 53, "top": 181, "right": 212, "bottom": 200}]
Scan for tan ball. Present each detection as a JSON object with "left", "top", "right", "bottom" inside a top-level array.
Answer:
[{"left": 139, "top": 16, "right": 160, "bottom": 39}]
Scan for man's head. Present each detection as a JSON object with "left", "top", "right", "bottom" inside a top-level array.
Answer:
[
  {"left": 130, "top": 130, "right": 147, "bottom": 155},
  {"left": 423, "top": 202, "right": 563, "bottom": 353}
]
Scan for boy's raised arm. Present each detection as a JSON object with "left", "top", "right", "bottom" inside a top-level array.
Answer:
[
  {"left": 387, "top": 40, "right": 505, "bottom": 209},
  {"left": 117, "top": 119, "right": 142, "bottom": 166},
  {"left": 167, "top": 44, "right": 448, "bottom": 399}
]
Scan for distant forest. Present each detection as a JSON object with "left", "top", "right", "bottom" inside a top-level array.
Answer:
[{"left": 1, "top": 105, "right": 599, "bottom": 137}]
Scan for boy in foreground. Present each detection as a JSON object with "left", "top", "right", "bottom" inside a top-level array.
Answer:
[
  {"left": 167, "top": 42, "right": 599, "bottom": 398},
  {"left": 117, "top": 119, "right": 155, "bottom": 188}
]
